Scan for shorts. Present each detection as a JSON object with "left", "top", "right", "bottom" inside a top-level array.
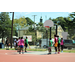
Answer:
[
  {"left": 20, "top": 45, "right": 24, "bottom": 48},
  {"left": 54, "top": 43, "right": 58, "bottom": 47},
  {"left": 61, "top": 45, "right": 63, "bottom": 49},
  {"left": 25, "top": 43, "right": 28, "bottom": 48},
  {"left": 6, "top": 43, "right": 9, "bottom": 46},
  {"left": 55, "top": 47, "right": 57, "bottom": 51},
  {"left": 58, "top": 43, "right": 60, "bottom": 47}
]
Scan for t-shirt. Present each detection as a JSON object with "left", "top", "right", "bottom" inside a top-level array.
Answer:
[
  {"left": 60, "top": 40, "right": 64, "bottom": 45},
  {"left": 25, "top": 39, "right": 28, "bottom": 44},
  {"left": 18, "top": 39, "right": 20, "bottom": 46},
  {"left": 49, "top": 40, "right": 53, "bottom": 47},
  {"left": 54, "top": 37, "right": 58, "bottom": 43},
  {"left": 58, "top": 38, "right": 61, "bottom": 44},
  {"left": 6, "top": 40, "right": 9, "bottom": 44},
  {"left": 20, "top": 39, "right": 24, "bottom": 46},
  {"left": 14, "top": 42, "right": 16, "bottom": 46}
]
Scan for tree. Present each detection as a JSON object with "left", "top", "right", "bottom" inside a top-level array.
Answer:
[
  {"left": 0, "top": 12, "right": 16, "bottom": 42},
  {"left": 69, "top": 12, "right": 75, "bottom": 19},
  {"left": 29, "top": 25, "right": 34, "bottom": 32},
  {"left": 52, "top": 16, "right": 75, "bottom": 39},
  {"left": 25, "top": 17, "right": 34, "bottom": 25},
  {"left": 68, "top": 12, "right": 75, "bottom": 39},
  {"left": 38, "top": 22, "right": 43, "bottom": 26},
  {"left": 14, "top": 16, "right": 27, "bottom": 28}
]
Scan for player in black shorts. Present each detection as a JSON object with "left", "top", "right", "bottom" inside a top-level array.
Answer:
[
  {"left": 57, "top": 36, "right": 61, "bottom": 54},
  {"left": 5, "top": 38, "right": 9, "bottom": 50},
  {"left": 25, "top": 37, "right": 28, "bottom": 52}
]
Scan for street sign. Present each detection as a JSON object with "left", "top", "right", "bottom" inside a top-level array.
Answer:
[
  {"left": 62, "top": 32, "right": 68, "bottom": 39},
  {"left": 43, "top": 20, "right": 54, "bottom": 28},
  {"left": 23, "top": 35, "right": 32, "bottom": 42}
]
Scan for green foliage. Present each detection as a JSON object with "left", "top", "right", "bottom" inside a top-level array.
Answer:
[
  {"left": 0, "top": 12, "right": 16, "bottom": 38},
  {"left": 14, "top": 16, "right": 27, "bottom": 28},
  {"left": 50, "top": 13, "right": 75, "bottom": 39},
  {"left": 29, "top": 25, "right": 34, "bottom": 32},
  {"left": 25, "top": 17, "right": 34, "bottom": 25},
  {"left": 38, "top": 22, "right": 43, "bottom": 26}
]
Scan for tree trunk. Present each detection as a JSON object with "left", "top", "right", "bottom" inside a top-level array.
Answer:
[
  {"left": 2, "top": 31, "right": 3, "bottom": 43},
  {"left": 2, "top": 37, "right": 3, "bottom": 43}
]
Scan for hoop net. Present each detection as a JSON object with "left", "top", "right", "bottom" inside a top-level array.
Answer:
[
  {"left": 45, "top": 26, "right": 49, "bottom": 30},
  {"left": 45, "top": 26, "right": 49, "bottom": 28}
]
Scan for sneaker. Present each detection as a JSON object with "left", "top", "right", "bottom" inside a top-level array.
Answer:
[
  {"left": 55, "top": 52, "right": 57, "bottom": 54},
  {"left": 58, "top": 52, "right": 60, "bottom": 54},
  {"left": 25, "top": 51, "right": 27, "bottom": 52},
  {"left": 22, "top": 52, "right": 24, "bottom": 54},
  {"left": 48, "top": 53, "right": 51, "bottom": 55},
  {"left": 61, "top": 51, "right": 63, "bottom": 52},
  {"left": 19, "top": 52, "right": 21, "bottom": 54}
]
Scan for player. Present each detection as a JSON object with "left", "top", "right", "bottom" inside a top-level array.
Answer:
[
  {"left": 57, "top": 36, "right": 61, "bottom": 54},
  {"left": 54, "top": 34, "right": 58, "bottom": 54},
  {"left": 19, "top": 37, "right": 24, "bottom": 54},
  {"left": 25, "top": 37, "right": 28, "bottom": 52},
  {"left": 48, "top": 38, "right": 53, "bottom": 54}
]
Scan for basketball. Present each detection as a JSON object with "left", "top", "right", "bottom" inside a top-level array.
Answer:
[{"left": 9, "top": 43, "right": 10, "bottom": 46}]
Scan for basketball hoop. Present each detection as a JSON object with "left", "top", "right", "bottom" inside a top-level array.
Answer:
[{"left": 43, "top": 20, "right": 54, "bottom": 28}]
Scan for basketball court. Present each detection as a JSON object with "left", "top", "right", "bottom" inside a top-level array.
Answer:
[{"left": 0, "top": 50, "right": 75, "bottom": 62}]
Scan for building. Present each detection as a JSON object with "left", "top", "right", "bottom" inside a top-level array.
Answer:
[
  {"left": 18, "top": 26, "right": 29, "bottom": 37},
  {"left": 36, "top": 30, "right": 43, "bottom": 39},
  {"left": 57, "top": 25, "right": 64, "bottom": 38},
  {"left": 51, "top": 25, "right": 64, "bottom": 38}
]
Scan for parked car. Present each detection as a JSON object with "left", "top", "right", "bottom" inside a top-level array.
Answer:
[
  {"left": 36, "top": 42, "right": 39, "bottom": 46},
  {"left": 72, "top": 40, "right": 75, "bottom": 44},
  {"left": 63, "top": 39, "right": 75, "bottom": 49}
]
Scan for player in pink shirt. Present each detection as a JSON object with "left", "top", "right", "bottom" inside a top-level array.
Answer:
[
  {"left": 60, "top": 38, "right": 64, "bottom": 52},
  {"left": 54, "top": 35, "right": 58, "bottom": 54},
  {"left": 19, "top": 37, "right": 24, "bottom": 54},
  {"left": 54, "top": 36, "right": 58, "bottom": 43},
  {"left": 17, "top": 37, "right": 21, "bottom": 52},
  {"left": 18, "top": 37, "right": 21, "bottom": 46}
]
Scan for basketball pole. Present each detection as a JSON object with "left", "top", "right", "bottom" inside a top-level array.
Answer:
[
  {"left": 50, "top": 27, "right": 51, "bottom": 39},
  {"left": 46, "top": 28, "right": 48, "bottom": 49},
  {"left": 56, "top": 24, "right": 57, "bottom": 35},
  {"left": 46, "top": 29, "right": 47, "bottom": 49}
]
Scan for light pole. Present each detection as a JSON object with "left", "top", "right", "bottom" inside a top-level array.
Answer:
[
  {"left": 17, "top": 24, "right": 20, "bottom": 37},
  {"left": 10, "top": 12, "right": 14, "bottom": 48},
  {"left": 32, "top": 15, "right": 37, "bottom": 45}
]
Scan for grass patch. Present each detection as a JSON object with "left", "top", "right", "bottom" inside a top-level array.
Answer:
[
  {"left": 0, "top": 48, "right": 15, "bottom": 50},
  {"left": 63, "top": 50, "right": 75, "bottom": 53},
  {"left": 0, "top": 48, "right": 47, "bottom": 51},
  {"left": 0, "top": 48, "right": 75, "bottom": 53},
  {"left": 27, "top": 49, "right": 47, "bottom": 51}
]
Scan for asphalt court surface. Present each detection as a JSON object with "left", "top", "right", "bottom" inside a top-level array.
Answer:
[{"left": 0, "top": 50, "right": 75, "bottom": 62}]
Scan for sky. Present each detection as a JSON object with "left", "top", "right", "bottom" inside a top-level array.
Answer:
[{"left": 9, "top": 12, "right": 71, "bottom": 23}]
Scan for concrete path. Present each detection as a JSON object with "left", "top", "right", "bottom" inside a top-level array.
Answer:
[{"left": 17, "top": 51, "right": 55, "bottom": 55}]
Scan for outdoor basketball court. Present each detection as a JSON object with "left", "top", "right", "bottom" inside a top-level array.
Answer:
[{"left": 0, "top": 50, "right": 75, "bottom": 62}]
